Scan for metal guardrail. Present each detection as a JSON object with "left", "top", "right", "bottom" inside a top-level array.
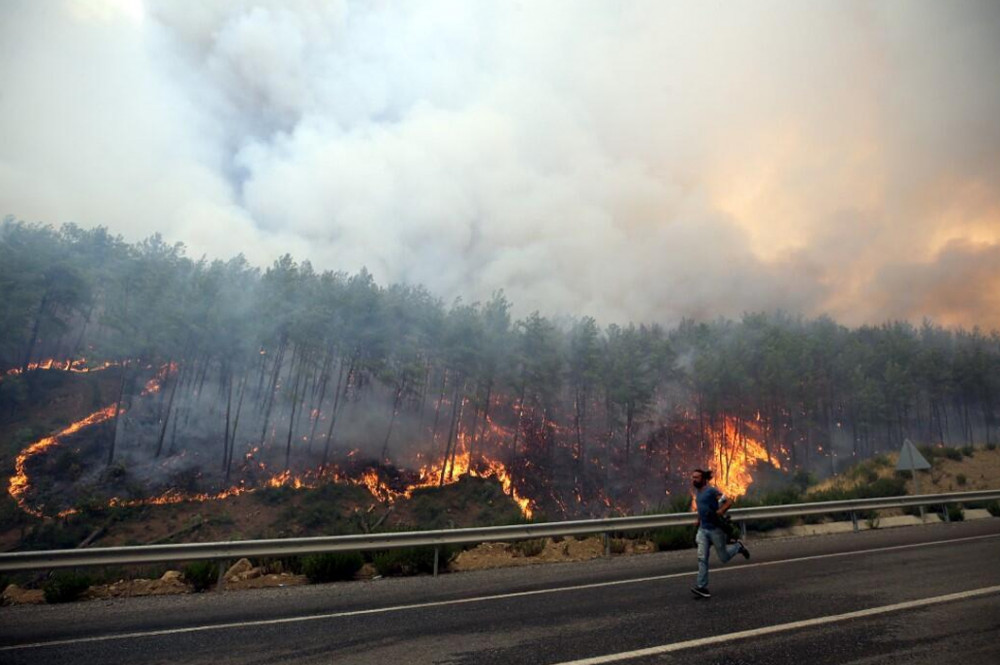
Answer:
[{"left": 1, "top": 489, "right": 997, "bottom": 573}]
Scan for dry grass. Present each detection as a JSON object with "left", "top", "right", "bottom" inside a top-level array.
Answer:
[{"left": 808, "top": 446, "right": 1000, "bottom": 503}]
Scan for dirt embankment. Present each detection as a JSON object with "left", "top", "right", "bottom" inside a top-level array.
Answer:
[
  {"left": 809, "top": 446, "right": 1000, "bottom": 496},
  {"left": 452, "top": 536, "right": 655, "bottom": 572},
  {"left": 917, "top": 448, "right": 1000, "bottom": 492}
]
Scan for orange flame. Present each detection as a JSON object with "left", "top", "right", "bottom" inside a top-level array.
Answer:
[
  {"left": 409, "top": 435, "right": 533, "bottom": 518},
  {"left": 708, "top": 416, "right": 781, "bottom": 498},
  {"left": 8, "top": 363, "right": 170, "bottom": 517},
  {"left": 8, "top": 404, "right": 119, "bottom": 517},
  {"left": 4, "top": 357, "right": 119, "bottom": 377},
  {"left": 11, "top": 362, "right": 536, "bottom": 519}
]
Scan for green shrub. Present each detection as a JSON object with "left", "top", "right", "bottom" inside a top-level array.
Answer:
[
  {"left": 739, "top": 486, "right": 805, "bottom": 531},
  {"left": 862, "top": 476, "right": 909, "bottom": 498},
  {"left": 908, "top": 503, "right": 965, "bottom": 521},
  {"left": 847, "top": 462, "right": 880, "bottom": 484},
  {"left": 986, "top": 501, "right": 1000, "bottom": 517},
  {"left": 256, "top": 486, "right": 295, "bottom": 506},
  {"left": 960, "top": 445, "right": 975, "bottom": 458},
  {"left": 21, "top": 517, "right": 95, "bottom": 551},
  {"left": 510, "top": 538, "right": 546, "bottom": 557},
  {"left": 258, "top": 556, "right": 304, "bottom": 575},
  {"left": 372, "top": 546, "right": 452, "bottom": 576},
  {"left": 864, "top": 512, "right": 881, "bottom": 529},
  {"left": 301, "top": 552, "right": 364, "bottom": 583},
  {"left": 986, "top": 442, "right": 997, "bottom": 452},
  {"left": 182, "top": 561, "right": 217, "bottom": 592},
  {"left": 609, "top": 538, "right": 628, "bottom": 555},
  {"left": 870, "top": 454, "right": 892, "bottom": 468},
  {"left": 956, "top": 473, "right": 967, "bottom": 486},
  {"left": 43, "top": 571, "right": 92, "bottom": 604},
  {"left": 213, "top": 512, "right": 236, "bottom": 527},
  {"left": 0, "top": 493, "right": 29, "bottom": 529},
  {"left": 944, "top": 448, "right": 963, "bottom": 462},
  {"left": 650, "top": 525, "right": 696, "bottom": 551}
]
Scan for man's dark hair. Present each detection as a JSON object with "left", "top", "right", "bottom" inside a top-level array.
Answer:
[{"left": 693, "top": 468, "right": 714, "bottom": 481}]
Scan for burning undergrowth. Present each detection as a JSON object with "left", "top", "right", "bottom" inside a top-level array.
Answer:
[{"left": 6, "top": 358, "right": 788, "bottom": 525}]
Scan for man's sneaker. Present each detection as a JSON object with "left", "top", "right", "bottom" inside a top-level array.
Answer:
[
  {"left": 736, "top": 540, "right": 750, "bottom": 560},
  {"left": 691, "top": 586, "right": 711, "bottom": 598}
]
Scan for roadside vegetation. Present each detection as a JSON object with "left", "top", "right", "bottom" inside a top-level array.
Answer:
[{"left": 3, "top": 444, "right": 998, "bottom": 605}]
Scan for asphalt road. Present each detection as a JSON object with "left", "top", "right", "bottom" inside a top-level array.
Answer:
[{"left": 2, "top": 519, "right": 999, "bottom": 665}]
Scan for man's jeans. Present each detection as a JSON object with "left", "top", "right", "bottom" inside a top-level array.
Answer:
[{"left": 696, "top": 527, "right": 740, "bottom": 589}]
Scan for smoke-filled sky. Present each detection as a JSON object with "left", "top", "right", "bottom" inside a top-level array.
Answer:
[{"left": 2, "top": 1, "right": 1000, "bottom": 328}]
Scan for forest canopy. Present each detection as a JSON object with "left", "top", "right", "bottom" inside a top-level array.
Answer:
[{"left": 2, "top": 218, "right": 999, "bottom": 517}]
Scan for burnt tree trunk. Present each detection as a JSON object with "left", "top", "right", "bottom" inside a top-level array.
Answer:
[
  {"left": 511, "top": 379, "right": 527, "bottom": 458},
  {"left": 470, "top": 380, "right": 493, "bottom": 470},
  {"left": 430, "top": 370, "right": 449, "bottom": 444},
  {"left": 226, "top": 369, "right": 249, "bottom": 482},
  {"left": 257, "top": 337, "right": 288, "bottom": 447},
  {"left": 223, "top": 367, "right": 234, "bottom": 471},
  {"left": 380, "top": 380, "right": 406, "bottom": 462},
  {"left": 284, "top": 354, "right": 307, "bottom": 471},
  {"left": 321, "top": 358, "right": 348, "bottom": 468},
  {"left": 439, "top": 381, "right": 464, "bottom": 487},
  {"left": 306, "top": 350, "right": 334, "bottom": 453},
  {"left": 106, "top": 360, "right": 129, "bottom": 467},
  {"left": 154, "top": 363, "right": 182, "bottom": 458},
  {"left": 446, "top": 384, "right": 470, "bottom": 483},
  {"left": 70, "top": 302, "right": 96, "bottom": 360},
  {"left": 21, "top": 290, "right": 51, "bottom": 374}
]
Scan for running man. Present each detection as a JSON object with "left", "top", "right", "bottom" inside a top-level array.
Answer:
[{"left": 690, "top": 468, "right": 749, "bottom": 598}]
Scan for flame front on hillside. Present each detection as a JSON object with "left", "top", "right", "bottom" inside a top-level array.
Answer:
[
  {"left": 3, "top": 358, "right": 117, "bottom": 378},
  {"left": 9, "top": 405, "right": 119, "bottom": 517},
  {"left": 8, "top": 397, "right": 535, "bottom": 519},
  {"left": 8, "top": 361, "right": 775, "bottom": 523},
  {"left": 7, "top": 362, "right": 166, "bottom": 517}
]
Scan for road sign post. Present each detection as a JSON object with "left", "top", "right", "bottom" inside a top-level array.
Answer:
[{"left": 896, "top": 439, "right": 932, "bottom": 519}]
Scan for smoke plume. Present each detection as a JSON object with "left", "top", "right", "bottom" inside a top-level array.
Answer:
[{"left": 2, "top": 0, "right": 999, "bottom": 327}]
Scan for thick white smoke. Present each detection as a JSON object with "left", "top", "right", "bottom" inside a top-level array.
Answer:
[{"left": 1, "top": 0, "right": 999, "bottom": 327}]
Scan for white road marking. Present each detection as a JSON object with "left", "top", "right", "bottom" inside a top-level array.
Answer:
[
  {"left": 553, "top": 584, "right": 1000, "bottom": 665},
  {"left": 1, "top": 531, "right": 997, "bottom": 652}
]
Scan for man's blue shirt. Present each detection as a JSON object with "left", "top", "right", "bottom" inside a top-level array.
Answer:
[{"left": 695, "top": 486, "right": 724, "bottom": 530}]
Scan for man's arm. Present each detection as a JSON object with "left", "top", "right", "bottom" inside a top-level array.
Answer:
[{"left": 716, "top": 496, "right": 733, "bottom": 517}]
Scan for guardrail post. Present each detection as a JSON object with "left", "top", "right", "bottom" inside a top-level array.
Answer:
[
  {"left": 941, "top": 505, "right": 950, "bottom": 522},
  {"left": 602, "top": 532, "right": 610, "bottom": 557},
  {"left": 433, "top": 546, "right": 440, "bottom": 577},
  {"left": 216, "top": 560, "right": 228, "bottom": 591},
  {"left": 740, "top": 521, "right": 747, "bottom": 539},
  {"left": 851, "top": 511, "right": 859, "bottom": 532}
]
